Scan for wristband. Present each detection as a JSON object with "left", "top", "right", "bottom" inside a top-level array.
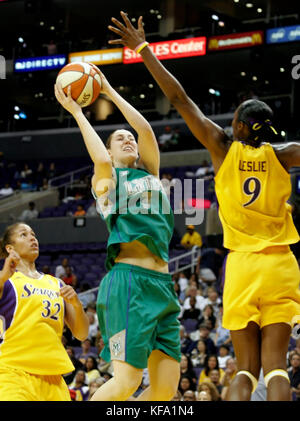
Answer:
[{"left": 135, "top": 41, "right": 149, "bottom": 54}]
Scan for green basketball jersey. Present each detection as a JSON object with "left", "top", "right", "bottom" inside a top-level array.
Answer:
[{"left": 92, "top": 167, "right": 174, "bottom": 271}]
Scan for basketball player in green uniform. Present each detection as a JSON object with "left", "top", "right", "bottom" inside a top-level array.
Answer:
[{"left": 55, "top": 68, "right": 181, "bottom": 401}]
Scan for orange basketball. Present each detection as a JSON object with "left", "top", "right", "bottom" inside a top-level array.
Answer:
[{"left": 56, "top": 62, "right": 101, "bottom": 107}]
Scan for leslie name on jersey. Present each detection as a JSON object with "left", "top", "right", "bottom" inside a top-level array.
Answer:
[{"left": 239, "top": 160, "right": 267, "bottom": 172}]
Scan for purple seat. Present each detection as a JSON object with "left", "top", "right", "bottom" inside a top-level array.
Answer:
[
  {"left": 81, "top": 257, "right": 95, "bottom": 265},
  {"left": 84, "top": 273, "right": 98, "bottom": 282}
]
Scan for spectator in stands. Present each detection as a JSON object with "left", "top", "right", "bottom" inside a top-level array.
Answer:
[
  {"left": 86, "top": 200, "right": 98, "bottom": 217},
  {"left": 288, "top": 353, "right": 300, "bottom": 397},
  {"left": 198, "top": 304, "right": 216, "bottom": 330},
  {"left": 198, "top": 354, "right": 224, "bottom": 385},
  {"left": 180, "top": 325, "right": 194, "bottom": 355},
  {"left": 35, "top": 162, "right": 47, "bottom": 186},
  {"left": 180, "top": 354, "right": 197, "bottom": 386},
  {"left": 196, "top": 248, "right": 226, "bottom": 284},
  {"left": 181, "top": 285, "right": 206, "bottom": 315},
  {"left": 42, "top": 265, "right": 53, "bottom": 276},
  {"left": 55, "top": 257, "right": 71, "bottom": 279},
  {"left": 73, "top": 204, "right": 86, "bottom": 217},
  {"left": 19, "top": 201, "right": 38, "bottom": 221},
  {"left": 180, "top": 225, "right": 202, "bottom": 250},
  {"left": 88, "top": 377, "right": 105, "bottom": 400},
  {"left": 20, "top": 163, "right": 33, "bottom": 180},
  {"left": 86, "top": 302, "right": 98, "bottom": 324},
  {"left": 181, "top": 296, "right": 201, "bottom": 321},
  {"left": 68, "top": 369, "right": 89, "bottom": 401},
  {"left": 218, "top": 344, "right": 232, "bottom": 369},
  {"left": 158, "top": 126, "right": 173, "bottom": 151},
  {"left": 202, "top": 287, "right": 222, "bottom": 319},
  {"left": 47, "top": 40, "right": 57, "bottom": 55},
  {"left": 78, "top": 283, "right": 96, "bottom": 308},
  {"left": 209, "top": 369, "right": 224, "bottom": 395},
  {"left": 197, "top": 381, "right": 221, "bottom": 401},
  {"left": 220, "top": 357, "right": 238, "bottom": 400},
  {"left": 178, "top": 375, "right": 195, "bottom": 395},
  {"left": 191, "top": 339, "right": 207, "bottom": 369},
  {"left": 214, "top": 316, "right": 231, "bottom": 348},
  {"left": 183, "top": 390, "right": 196, "bottom": 401},
  {"left": 77, "top": 338, "right": 98, "bottom": 364},
  {"left": 63, "top": 346, "right": 84, "bottom": 385},
  {"left": 178, "top": 271, "right": 189, "bottom": 294},
  {"left": 40, "top": 178, "right": 49, "bottom": 191},
  {"left": 86, "top": 311, "right": 99, "bottom": 342},
  {"left": 62, "top": 266, "right": 77, "bottom": 288},
  {"left": 190, "top": 322, "right": 217, "bottom": 355},
  {"left": 47, "top": 162, "right": 57, "bottom": 179},
  {"left": 0, "top": 183, "right": 14, "bottom": 197},
  {"left": 195, "top": 160, "right": 214, "bottom": 179},
  {"left": 84, "top": 356, "right": 101, "bottom": 385},
  {"left": 171, "top": 390, "right": 183, "bottom": 401}
]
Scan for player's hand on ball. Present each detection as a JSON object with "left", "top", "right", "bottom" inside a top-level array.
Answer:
[
  {"left": 54, "top": 83, "right": 82, "bottom": 116},
  {"left": 86, "top": 63, "right": 111, "bottom": 95},
  {"left": 108, "top": 11, "right": 146, "bottom": 50},
  {"left": 0, "top": 250, "right": 20, "bottom": 282},
  {"left": 60, "top": 285, "right": 82, "bottom": 308}
]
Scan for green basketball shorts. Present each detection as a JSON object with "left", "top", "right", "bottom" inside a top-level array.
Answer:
[{"left": 96, "top": 262, "right": 181, "bottom": 369}]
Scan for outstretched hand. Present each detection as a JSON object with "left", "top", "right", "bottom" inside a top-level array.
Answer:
[{"left": 108, "top": 11, "right": 146, "bottom": 50}]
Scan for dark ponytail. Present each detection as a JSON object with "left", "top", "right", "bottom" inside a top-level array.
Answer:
[
  {"left": 0, "top": 223, "right": 22, "bottom": 259},
  {"left": 237, "top": 99, "right": 280, "bottom": 144}
]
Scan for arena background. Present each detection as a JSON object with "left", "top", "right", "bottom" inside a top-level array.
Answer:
[{"left": 0, "top": 0, "right": 300, "bottom": 402}]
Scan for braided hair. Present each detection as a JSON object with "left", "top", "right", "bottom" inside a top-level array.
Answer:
[{"left": 237, "top": 99, "right": 279, "bottom": 144}]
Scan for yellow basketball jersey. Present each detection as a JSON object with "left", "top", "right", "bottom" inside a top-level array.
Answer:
[
  {"left": 214, "top": 141, "right": 299, "bottom": 251},
  {"left": 0, "top": 271, "right": 74, "bottom": 375}
]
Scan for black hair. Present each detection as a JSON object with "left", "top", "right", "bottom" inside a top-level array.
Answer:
[
  {"left": 0, "top": 223, "right": 23, "bottom": 259},
  {"left": 204, "top": 354, "right": 220, "bottom": 376},
  {"left": 237, "top": 99, "right": 279, "bottom": 144}
]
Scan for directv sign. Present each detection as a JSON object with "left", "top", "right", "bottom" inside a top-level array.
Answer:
[
  {"left": 267, "top": 25, "right": 300, "bottom": 44},
  {"left": 14, "top": 55, "right": 67, "bottom": 72}
]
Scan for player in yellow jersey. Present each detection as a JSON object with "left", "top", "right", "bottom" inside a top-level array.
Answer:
[
  {"left": 0, "top": 223, "right": 89, "bottom": 401},
  {"left": 108, "top": 12, "right": 300, "bottom": 401}
]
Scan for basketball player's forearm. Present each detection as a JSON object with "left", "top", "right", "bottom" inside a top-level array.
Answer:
[
  {"left": 73, "top": 112, "right": 111, "bottom": 165},
  {"left": 105, "top": 87, "right": 152, "bottom": 134},
  {"left": 140, "top": 46, "right": 193, "bottom": 107},
  {"left": 67, "top": 303, "right": 89, "bottom": 341}
]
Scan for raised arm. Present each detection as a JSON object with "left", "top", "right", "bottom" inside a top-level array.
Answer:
[
  {"left": 54, "top": 83, "right": 113, "bottom": 197},
  {"left": 0, "top": 251, "right": 19, "bottom": 299},
  {"left": 97, "top": 69, "right": 160, "bottom": 176},
  {"left": 273, "top": 142, "right": 300, "bottom": 171},
  {"left": 108, "top": 12, "right": 229, "bottom": 169}
]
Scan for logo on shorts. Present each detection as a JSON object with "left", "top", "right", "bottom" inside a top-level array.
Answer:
[
  {"left": 111, "top": 339, "right": 121, "bottom": 357},
  {"left": 109, "top": 329, "right": 126, "bottom": 361}
]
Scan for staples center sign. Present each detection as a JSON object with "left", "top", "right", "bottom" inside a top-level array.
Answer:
[
  {"left": 208, "top": 31, "right": 264, "bottom": 51},
  {"left": 123, "top": 37, "right": 206, "bottom": 64}
]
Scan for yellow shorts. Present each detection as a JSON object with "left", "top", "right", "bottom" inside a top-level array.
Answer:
[
  {"left": 222, "top": 246, "right": 300, "bottom": 331},
  {"left": 0, "top": 365, "right": 71, "bottom": 401}
]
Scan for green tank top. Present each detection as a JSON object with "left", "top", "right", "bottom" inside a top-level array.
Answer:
[{"left": 92, "top": 167, "right": 174, "bottom": 271}]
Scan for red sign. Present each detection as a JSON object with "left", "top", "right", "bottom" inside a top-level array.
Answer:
[
  {"left": 208, "top": 31, "right": 264, "bottom": 51},
  {"left": 123, "top": 37, "right": 206, "bottom": 64}
]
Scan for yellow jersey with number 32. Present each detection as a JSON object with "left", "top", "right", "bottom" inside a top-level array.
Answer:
[
  {"left": 214, "top": 141, "right": 299, "bottom": 251},
  {"left": 0, "top": 271, "right": 74, "bottom": 375}
]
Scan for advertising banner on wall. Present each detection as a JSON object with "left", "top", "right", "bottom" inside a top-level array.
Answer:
[
  {"left": 123, "top": 37, "right": 206, "bottom": 64},
  {"left": 266, "top": 25, "right": 300, "bottom": 44},
  {"left": 69, "top": 48, "right": 123, "bottom": 65},
  {"left": 208, "top": 31, "right": 264, "bottom": 51}
]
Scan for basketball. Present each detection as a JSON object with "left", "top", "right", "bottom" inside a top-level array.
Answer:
[{"left": 56, "top": 62, "right": 101, "bottom": 107}]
